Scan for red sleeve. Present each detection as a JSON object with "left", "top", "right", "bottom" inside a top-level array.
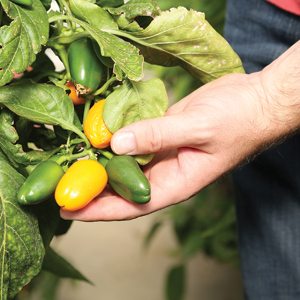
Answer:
[{"left": 267, "top": 0, "right": 300, "bottom": 15}]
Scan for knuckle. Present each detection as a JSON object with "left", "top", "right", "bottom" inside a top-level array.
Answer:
[{"left": 148, "top": 122, "right": 164, "bottom": 152}]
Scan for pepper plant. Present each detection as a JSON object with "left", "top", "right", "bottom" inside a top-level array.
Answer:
[{"left": 0, "top": 0, "right": 244, "bottom": 298}]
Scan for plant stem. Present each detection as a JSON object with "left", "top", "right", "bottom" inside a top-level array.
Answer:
[
  {"left": 56, "top": 47, "right": 71, "bottom": 78},
  {"left": 49, "top": 32, "right": 90, "bottom": 45},
  {"left": 69, "top": 138, "right": 85, "bottom": 146},
  {"left": 93, "top": 76, "right": 118, "bottom": 96},
  {"left": 97, "top": 149, "right": 114, "bottom": 160},
  {"left": 56, "top": 0, "right": 74, "bottom": 30},
  {"left": 55, "top": 148, "right": 93, "bottom": 165},
  {"left": 32, "top": 71, "right": 65, "bottom": 82},
  {"left": 83, "top": 98, "right": 92, "bottom": 123},
  {"left": 66, "top": 125, "right": 90, "bottom": 148}
]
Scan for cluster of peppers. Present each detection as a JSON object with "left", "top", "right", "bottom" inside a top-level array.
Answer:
[{"left": 17, "top": 38, "right": 151, "bottom": 211}]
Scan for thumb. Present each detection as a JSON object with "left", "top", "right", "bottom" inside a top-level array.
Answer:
[{"left": 111, "top": 114, "right": 198, "bottom": 155}]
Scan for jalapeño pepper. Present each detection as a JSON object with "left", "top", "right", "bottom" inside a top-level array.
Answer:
[
  {"left": 105, "top": 155, "right": 151, "bottom": 204},
  {"left": 18, "top": 160, "right": 64, "bottom": 205},
  {"left": 68, "top": 38, "right": 106, "bottom": 93}
]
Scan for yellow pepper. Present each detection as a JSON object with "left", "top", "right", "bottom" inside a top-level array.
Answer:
[
  {"left": 83, "top": 100, "right": 112, "bottom": 149},
  {"left": 55, "top": 160, "right": 107, "bottom": 211}
]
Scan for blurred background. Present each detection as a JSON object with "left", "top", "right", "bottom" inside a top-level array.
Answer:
[{"left": 17, "top": 0, "right": 246, "bottom": 299}]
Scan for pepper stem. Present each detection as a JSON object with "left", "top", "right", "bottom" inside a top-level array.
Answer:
[
  {"left": 97, "top": 149, "right": 114, "bottom": 160},
  {"left": 54, "top": 148, "right": 94, "bottom": 165},
  {"left": 83, "top": 97, "right": 92, "bottom": 124},
  {"left": 93, "top": 76, "right": 118, "bottom": 96}
]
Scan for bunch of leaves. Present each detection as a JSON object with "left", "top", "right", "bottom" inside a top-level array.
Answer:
[
  {"left": 0, "top": 0, "right": 244, "bottom": 298},
  {"left": 144, "top": 179, "right": 239, "bottom": 300},
  {"left": 152, "top": 0, "right": 227, "bottom": 101}
]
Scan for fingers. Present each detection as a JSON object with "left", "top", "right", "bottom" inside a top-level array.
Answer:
[
  {"left": 111, "top": 113, "right": 200, "bottom": 155},
  {"left": 60, "top": 191, "right": 150, "bottom": 221},
  {"left": 60, "top": 150, "right": 224, "bottom": 222},
  {"left": 60, "top": 183, "right": 174, "bottom": 222}
]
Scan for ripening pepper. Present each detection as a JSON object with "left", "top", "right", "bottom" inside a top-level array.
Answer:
[
  {"left": 68, "top": 38, "right": 106, "bottom": 93},
  {"left": 66, "top": 81, "right": 85, "bottom": 105},
  {"left": 55, "top": 159, "right": 107, "bottom": 211},
  {"left": 106, "top": 155, "right": 151, "bottom": 204},
  {"left": 83, "top": 100, "right": 112, "bottom": 149},
  {"left": 18, "top": 160, "right": 64, "bottom": 205}
]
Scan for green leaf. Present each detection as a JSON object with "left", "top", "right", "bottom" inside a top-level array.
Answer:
[
  {"left": 196, "top": 0, "right": 227, "bottom": 34},
  {"left": 31, "top": 200, "right": 61, "bottom": 248},
  {"left": 71, "top": 17, "right": 144, "bottom": 81},
  {"left": 0, "top": 157, "right": 44, "bottom": 299},
  {"left": 0, "top": 0, "right": 49, "bottom": 86},
  {"left": 54, "top": 219, "right": 73, "bottom": 236},
  {"left": 156, "top": 0, "right": 226, "bottom": 34},
  {"left": 210, "top": 230, "right": 238, "bottom": 262},
  {"left": 143, "top": 220, "right": 162, "bottom": 248},
  {"left": 107, "top": 0, "right": 160, "bottom": 32},
  {"left": 0, "top": 135, "right": 57, "bottom": 168},
  {"left": 0, "top": 110, "right": 57, "bottom": 168},
  {"left": 107, "top": 0, "right": 160, "bottom": 20},
  {"left": 97, "top": 0, "right": 123, "bottom": 7},
  {"left": 0, "top": 81, "right": 85, "bottom": 140},
  {"left": 23, "top": 51, "right": 55, "bottom": 81},
  {"left": 115, "top": 7, "right": 244, "bottom": 83},
  {"left": 70, "top": 0, "right": 118, "bottom": 30},
  {"left": 181, "top": 232, "right": 205, "bottom": 258},
  {"left": 43, "top": 247, "right": 91, "bottom": 283},
  {"left": 40, "top": 0, "right": 52, "bottom": 10},
  {"left": 103, "top": 78, "right": 168, "bottom": 132},
  {"left": 29, "top": 271, "right": 61, "bottom": 300},
  {"left": 0, "top": 109, "right": 18, "bottom": 144},
  {"left": 112, "top": 14, "right": 143, "bottom": 32},
  {"left": 165, "top": 264, "right": 186, "bottom": 300}
]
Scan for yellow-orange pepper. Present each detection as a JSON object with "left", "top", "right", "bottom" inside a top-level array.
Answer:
[
  {"left": 83, "top": 100, "right": 112, "bottom": 148},
  {"left": 66, "top": 81, "right": 85, "bottom": 105},
  {"left": 55, "top": 160, "right": 107, "bottom": 211}
]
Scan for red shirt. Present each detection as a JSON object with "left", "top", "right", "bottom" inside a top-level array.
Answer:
[{"left": 267, "top": 0, "right": 300, "bottom": 15}]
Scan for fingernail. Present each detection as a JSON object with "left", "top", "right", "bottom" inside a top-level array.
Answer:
[{"left": 112, "top": 131, "right": 136, "bottom": 154}]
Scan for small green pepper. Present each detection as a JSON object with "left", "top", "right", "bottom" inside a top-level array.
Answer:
[
  {"left": 106, "top": 155, "right": 151, "bottom": 204},
  {"left": 18, "top": 160, "right": 64, "bottom": 205},
  {"left": 98, "top": 156, "right": 109, "bottom": 168},
  {"left": 68, "top": 38, "right": 106, "bottom": 93}
]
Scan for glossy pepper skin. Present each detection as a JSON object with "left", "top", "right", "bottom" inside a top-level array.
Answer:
[
  {"left": 55, "top": 160, "right": 107, "bottom": 211},
  {"left": 18, "top": 161, "right": 64, "bottom": 205},
  {"left": 83, "top": 100, "right": 112, "bottom": 149},
  {"left": 68, "top": 38, "right": 106, "bottom": 93},
  {"left": 106, "top": 155, "right": 151, "bottom": 204}
]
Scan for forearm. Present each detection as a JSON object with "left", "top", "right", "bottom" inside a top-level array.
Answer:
[{"left": 259, "top": 41, "right": 300, "bottom": 138}]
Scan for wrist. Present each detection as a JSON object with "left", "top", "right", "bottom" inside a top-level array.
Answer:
[{"left": 257, "top": 41, "right": 300, "bottom": 140}]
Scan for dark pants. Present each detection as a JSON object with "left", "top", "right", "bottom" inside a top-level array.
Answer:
[{"left": 224, "top": 1, "right": 300, "bottom": 299}]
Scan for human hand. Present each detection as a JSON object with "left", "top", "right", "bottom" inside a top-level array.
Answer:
[{"left": 61, "top": 42, "right": 300, "bottom": 221}]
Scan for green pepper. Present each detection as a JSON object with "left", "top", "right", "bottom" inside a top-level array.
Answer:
[
  {"left": 106, "top": 155, "right": 151, "bottom": 204},
  {"left": 98, "top": 156, "right": 109, "bottom": 168},
  {"left": 18, "top": 160, "right": 64, "bottom": 205},
  {"left": 68, "top": 38, "right": 106, "bottom": 93}
]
